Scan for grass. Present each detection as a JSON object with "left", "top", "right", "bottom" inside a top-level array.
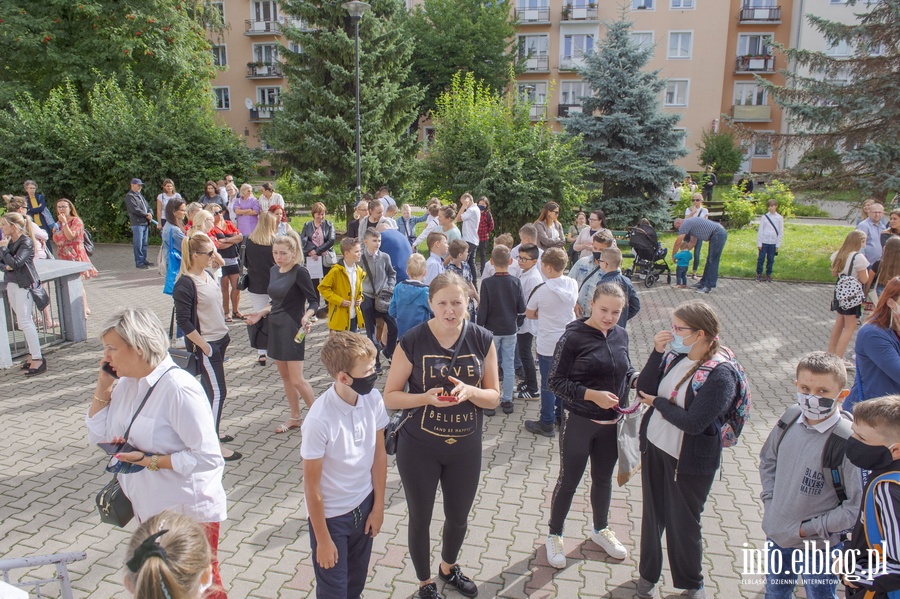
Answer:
[{"left": 657, "top": 222, "right": 852, "bottom": 283}]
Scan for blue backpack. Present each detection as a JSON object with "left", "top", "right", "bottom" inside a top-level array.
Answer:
[{"left": 862, "top": 472, "right": 900, "bottom": 598}]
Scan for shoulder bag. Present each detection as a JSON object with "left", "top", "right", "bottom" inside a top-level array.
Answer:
[
  {"left": 384, "top": 321, "right": 468, "bottom": 455},
  {"left": 30, "top": 282, "right": 51, "bottom": 312},
  {"left": 96, "top": 366, "right": 178, "bottom": 527},
  {"left": 237, "top": 241, "right": 250, "bottom": 291},
  {"left": 361, "top": 253, "right": 393, "bottom": 313}
]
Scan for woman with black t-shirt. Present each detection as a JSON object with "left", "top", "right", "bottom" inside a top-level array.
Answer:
[{"left": 384, "top": 272, "right": 500, "bottom": 599}]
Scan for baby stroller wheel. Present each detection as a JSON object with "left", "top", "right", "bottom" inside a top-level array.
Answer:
[{"left": 645, "top": 274, "right": 658, "bottom": 288}]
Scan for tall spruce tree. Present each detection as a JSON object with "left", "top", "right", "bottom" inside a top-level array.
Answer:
[
  {"left": 562, "top": 15, "right": 686, "bottom": 228},
  {"left": 758, "top": 0, "right": 900, "bottom": 199},
  {"left": 267, "top": 0, "right": 422, "bottom": 218}
]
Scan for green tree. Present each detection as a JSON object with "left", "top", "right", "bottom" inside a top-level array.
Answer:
[
  {"left": 758, "top": 0, "right": 900, "bottom": 199},
  {"left": 266, "top": 0, "right": 422, "bottom": 222},
  {"left": 697, "top": 129, "right": 744, "bottom": 175},
  {"left": 0, "top": 0, "right": 218, "bottom": 107},
  {"left": 562, "top": 15, "right": 687, "bottom": 229},
  {"left": 403, "top": 0, "right": 518, "bottom": 116},
  {"left": 415, "top": 72, "right": 591, "bottom": 235},
  {"left": 0, "top": 76, "right": 258, "bottom": 241}
]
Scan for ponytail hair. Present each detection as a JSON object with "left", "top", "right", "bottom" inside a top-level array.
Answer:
[
  {"left": 125, "top": 511, "right": 212, "bottom": 599},
  {"left": 189, "top": 209, "right": 213, "bottom": 234},
  {"left": 670, "top": 300, "right": 722, "bottom": 392},
  {"left": 273, "top": 230, "right": 303, "bottom": 266},
  {"left": 180, "top": 232, "right": 214, "bottom": 275},
  {"left": 0, "top": 212, "right": 37, "bottom": 248}
]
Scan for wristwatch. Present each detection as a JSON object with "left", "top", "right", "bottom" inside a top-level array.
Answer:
[{"left": 148, "top": 455, "right": 159, "bottom": 472}]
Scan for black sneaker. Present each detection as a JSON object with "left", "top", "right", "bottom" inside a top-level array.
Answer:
[
  {"left": 417, "top": 582, "right": 444, "bottom": 599},
  {"left": 517, "top": 389, "right": 540, "bottom": 399},
  {"left": 501, "top": 401, "right": 514, "bottom": 414},
  {"left": 524, "top": 419, "right": 554, "bottom": 437},
  {"left": 439, "top": 564, "right": 478, "bottom": 598},
  {"left": 483, "top": 408, "right": 496, "bottom": 416}
]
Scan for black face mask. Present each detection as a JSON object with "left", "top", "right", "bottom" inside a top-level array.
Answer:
[
  {"left": 845, "top": 436, "right": 897, "bottom": 471},
  {"left": 347, "top": 372, "right": 379, "bottom": 396},
  {"left": 593, "top": 251, "right": 604, "bottom": 262}
]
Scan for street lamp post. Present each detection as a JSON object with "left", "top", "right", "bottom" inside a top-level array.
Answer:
[{"left": 342, "top": 0, "right": 371, "bottom": 206}]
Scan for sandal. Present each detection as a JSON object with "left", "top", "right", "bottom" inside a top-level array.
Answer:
[
  {"left": 224, "top": 315, "right": 233, "bottom": 323},
  {"left": 258, "top": 355, "right": 267, "bottom": 367},
  {"left": 275, "top": 417, "right": 302, "bottom": 434},
  {"left": 232, "top": 311, "right": 244, "bottom": 319}
]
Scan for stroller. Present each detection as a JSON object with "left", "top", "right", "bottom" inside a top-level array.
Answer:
[{"left": 623, "top": 222, "right": 671, "bottom": 287}]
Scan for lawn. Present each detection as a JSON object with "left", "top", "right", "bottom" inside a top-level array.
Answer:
[{"left": 657, "top": 222, "right": 852, "bottom": 283}]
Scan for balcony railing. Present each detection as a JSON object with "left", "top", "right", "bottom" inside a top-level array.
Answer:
[
  {"left": 515, "top": 7, "right": 550, "bottom": 23},
  {"left": 529, "top": 105, "right": 547, "bottom": 121},
  {"left": 739, "top": 6, "right": 781, "bottom": 22},
  {"left": 247, "top": 62, "right": 284, "bottom": 78},
  {"left": 557, "top": 104, "right": 583, "bottom": 118},
  {"left": 561, "top": 6, "right": 598, "bottom": 21},
  {"left": 519, "top": 55, "right": 550, "bottom": 71},
  {"left": 732, "top": 104, "right": 772, "bottom": 122},
  {"left": 245, "top": 19, "right": 281, "bottom": 35},
  {"left": 735, "top": 55, "right": 775, "bottom": 73},
  {"left": 249, "top": 104, "right": 282, "bottom": 121},
  {"left": 558, "top": 56, "right": 586, "bottom": 71}
]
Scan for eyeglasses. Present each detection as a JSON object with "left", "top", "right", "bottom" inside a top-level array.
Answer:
[
  {"left": 671, "top": 325, "right": 695, "bottom": 334},
  {"left": 589, "top": 217, "right": 600, "bottom": 221},
  {"left": 194, "top": 250, "right": 214, "bottom": 257},
  {"left": 517, "top": 256, "right": 536, "bottom": 262},
  {"left": 693, "top": 199, "right": 702, "bottom": 202}
]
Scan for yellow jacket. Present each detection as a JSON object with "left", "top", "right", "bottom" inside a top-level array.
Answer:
[{"left": 318, "top": 262, "right": 366, "bottom": 331}]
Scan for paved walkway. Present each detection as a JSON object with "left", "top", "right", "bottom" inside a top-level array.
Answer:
[{"left": 0, "top": 243, "right": 843, "bottom": 598}]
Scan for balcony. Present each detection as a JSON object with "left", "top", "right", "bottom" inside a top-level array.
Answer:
[
  {"left": 515, "top": 7, "right": 550, "bottom": 24},
  {"left": 558, "top": 56, "right": 586, "bottom": 71},
  {"left": 519, "top": 55, "right": 550, "bottom": 72},
  {"left": 735, "top": 55, "right": 775, "bottom": 73},
  {"left": 245, "top": 19, "right": 281, "bottom": 35},
  {"left": 247, "top": 62, "right": 284, "bottom": 78},
  {"left": 529, "top": 105, "right": 547, "bottom": 121},
  {"left": 557, "top": 104, "right": 583, "bottom": 118},
  {"left": 732, "top": 104, "right": 772, "bottom": 122},
  {"left": 561, "top": 5, "right": 598, "bottom": 21},
  {"left": 249, "top": 104, "right": 282, "bottom": 122},
  {"left": 739, "top": 6, "right": 781, "bottom": 23}
]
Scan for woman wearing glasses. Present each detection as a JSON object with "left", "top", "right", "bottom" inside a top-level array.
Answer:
[
  {"left": 174, "top": 232, "right": 240, "bottom": 461},
  {"left": 572, "top": 209, "right": 608, "bottom": 261},
  {"left": 684, "top": 194, "right": 708, "bottom": 279},
  {"left": 534, "top": 201, "right": 566, "bottom": 252},
  {"left": 634, "top": 300, "right": 739, "bottom": 599},
  {"left": 542, "top": 283, "right": 636, "bottom": 570},
  {"left": 86, "top": 307, "right": 229, "bottom": 597}
]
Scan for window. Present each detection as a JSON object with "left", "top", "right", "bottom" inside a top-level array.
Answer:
[
  {"left": 253, "top": 43, "right": 279, "bottom": 64},
  {"left": 517, "top": 82, "right": 548, "bottom": 104},
  {"left": 753, "top": 134, "right": 772, "bottom": 157},
  {"left": 734, "top": 82, "right": 767, "bottom": 105},
  {"left": 632, "top": 0, "right": 654, "bottom": 8},
  {"left": 560, "top": 80, "right": 591, "bottom": 105},
  {"left": 738, "top": 33, "right": 773, "bottom": 56},
  {"left": 253, "top": 1, "right": 278, "bottom": 22},
  {"left": 257, "top": 86, "right": 281, "bottom": 106},
  {"left": 207, "top": 2, "right": 224, "bottom": 26},
  {"left": 213, "top": 87, "right": 230, "bottom": 110},
  {"left": 826, "top": 39, "right": 852, "bottom": 57},
  {"left": 745, "top": 0, "right": 776, "bottom": 5},
  {"left": 664, "top": 79, "right": 689, "bottom": 106},
  {"left": 563, "top": 34, "right": 594, "bottom": 59},
  {"left": 671, "top": 0, "right": 694, "bottom": 7},
  {"left": 668, "top": 32, "right": 692, "bottom": 59},
  {"left": 212, "top": 45, "right": 226, "bottom": 67},
  {"left": 288, "top": 41, "right": 304, "bottom": 54},
  {"left": 518, "top": 35, "right": 549, "bottom": 59},
  {"left": 630, "top": 32, "right": 654, "bottom": 50},
  {"left": 673, "top": 128, "right": 687, "bottom": 148}
]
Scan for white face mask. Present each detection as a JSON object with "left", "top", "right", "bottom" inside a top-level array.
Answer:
[{"left": 796, "top": 392, "right": 838, "bottom": 419}]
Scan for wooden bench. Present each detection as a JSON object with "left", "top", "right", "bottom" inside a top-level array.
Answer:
[
  {"left": 611, "top": 230, "right": 634, "bottom": 258},
  {"left": 705, "top": 201, "right": 726, "bottom": 223}
]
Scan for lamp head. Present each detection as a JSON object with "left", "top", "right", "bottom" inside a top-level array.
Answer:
[{"left": 342, "top": 0, "right": 371, "bottom": 19}]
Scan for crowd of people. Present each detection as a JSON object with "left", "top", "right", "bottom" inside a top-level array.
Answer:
[{"left": 0, "top": 174, "right": 892, "bottom": 599}]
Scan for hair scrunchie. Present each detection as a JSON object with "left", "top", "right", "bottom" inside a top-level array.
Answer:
[{"left": 126, "top": 530, "right": 170, "bottom": 573}]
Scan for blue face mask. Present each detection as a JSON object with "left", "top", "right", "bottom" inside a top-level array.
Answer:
[{"left": 669, "top": 333, "right": 694, "bottom": 354}]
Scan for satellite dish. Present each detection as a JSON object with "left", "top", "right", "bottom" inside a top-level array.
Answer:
[{"left": 244, "top": 98, "right": 255, "bottom": 110}]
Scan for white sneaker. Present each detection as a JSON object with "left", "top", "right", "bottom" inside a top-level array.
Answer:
[
  {"left": 590, "top": 527, "right": 628, "bottom": 559},
  {"left": 545, "top": 534, "right": 566, "bottom": 568}
]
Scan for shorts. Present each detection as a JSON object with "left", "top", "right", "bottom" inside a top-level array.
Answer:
[{"left": 221, "top": 263, "right": 240, "bottom": 276}]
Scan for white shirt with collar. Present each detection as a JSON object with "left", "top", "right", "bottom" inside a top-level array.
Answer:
[
  {"left": 301, "top": 384, "right": 389, "bottom": 518},
  {"left": 799, "top": 408, "right": 842, "bottom": 433},
  {"left": 85, "top": 357, "right": 227, "bottom": 523}
]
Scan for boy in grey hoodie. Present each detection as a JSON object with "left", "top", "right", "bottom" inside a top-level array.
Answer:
[
  {"left": 758, "top": 351, "right": 861, "bottom": 598},
  {"left": 523, "top": 248, "right": 579, "bottom": 436}
]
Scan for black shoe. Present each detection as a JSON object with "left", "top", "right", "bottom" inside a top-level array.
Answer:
[
  {"left": 483, "top": 408, "right": 496, "bottom": 416},
  {"left": 501, "top": 401, "right": 514, "bottom": 414},
  {"left": 439, "top": 564, "right": 478, "bottom": 598},
  {"left": 219, "top": 435, "right": 235, "bottom": 443},
  {"left": 24, "top": 358, "right": 47, "bottom": 376},
  {"left": 524, "top": 419, "right": 554, "bottom": 437},
  {"left": 517, "top": 389, "right": 540, "bottom": 399},
  {"left": 417, "top": 582, "right": 443, "bottom": 599},
  {"left": 689, "top": 282, "right": 703, "bottom": 289},
  {"left": 136, "top": 263, "right": 149, "bottom": 269},
  {"left": 144, "top": 261, "right": 155, "bottom": 267},
  {"left": 223, "top": 451, "right": 243, "bottom": 462}
]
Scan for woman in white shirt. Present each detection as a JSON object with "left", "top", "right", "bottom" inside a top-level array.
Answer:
[{"left": 86, "top": 307, "right": 227, "bottom": 596}]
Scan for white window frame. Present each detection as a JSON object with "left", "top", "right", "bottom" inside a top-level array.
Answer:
[
  {"left": 671, "top": 0, "right": 694, "bottom": 8},
  {"left": 753, "top": 131, "right": 773, "bottom": 157},
  {"left": 562, "top": 34, "right": 594, "bottom": 59},
  {"left": 213, "top": 87, "right": 231, "bottom": 110},
  {"left": 733, "top": 81, "right": 767, "bottom": 106},
  {"left": 673, "top": 128, "right": 688, "bottom": 148},
  {"left": 632, "top": 0, "right": 655, "bottom": 9},
  {"left": 667, "top": 31, "right": 693, "bottom": 59},
  {"left": 252, "top": 43, "right": 279, "bottom": 64},
  {"left": 630, "top": 31, "right": 654, "bottom": 51},
  {"left": 253, "top": 1, "right": 278, "bottom": 22},
  {"left": 560, "top": 80, "right": 591, "bottom": 106},
  {"left": 518, "top": 34, "right": 550, "bottom": 59},
  {"left": 826, "top": 39, "right": 852, "bottom": 57},
  {"left": 664, "top": 79, "right": 689, "bottom": 107},
  {"left": 746, "top": 0, "right": 776, "bottom": 6},
  {"left": 517, "top": 82, "right": 549, "bottom": 105},
  {"left": 212, "top": 45, "right": 227, "bottom": 67},
  {"left": 737, "top": 33, "right": 773, "bottom": 56},
  {"left": 288, "top": 41, "right": 303, "bottom": 54},
  {"left": 257, "top": 86, "right": 281, "bottom": 106}
]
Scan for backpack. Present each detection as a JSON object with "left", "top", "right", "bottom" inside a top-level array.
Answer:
[
  {"left": 772, "top": 405, "right": 853, "bottom": 504},
  {"left": 834, "top": 252, "right": 865, "bottom": 311},
  {"left": 863, "top": 471, "right": 900, "bottom": 599},
  {"left": 663, "top": 346, "right": 751, "bottom": 447}
]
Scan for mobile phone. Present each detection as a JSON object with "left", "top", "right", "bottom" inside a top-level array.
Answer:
[
  {"left": 438, "top": 395, "right": 457, "bottom": 402},
  {"left": 97, "top": 442, "right": 123, "bottom": 455},
  {"left": 101, "top": 362, "right": 119, "bottom": 379}
]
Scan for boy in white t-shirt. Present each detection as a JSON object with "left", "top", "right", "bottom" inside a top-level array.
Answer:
[
  {"left": 301, "top": 332, "right": 389, "bottom": 598},
  {"left": 522, "top": 247, "right": 578, "bottom": 437}
]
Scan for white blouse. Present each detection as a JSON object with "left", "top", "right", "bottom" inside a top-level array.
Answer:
[
  {"left": 646, "top": 356, "right": 698, "bottom": 459},
  {"left": 86, "top": 357, "right": 227, "bottom": 523}
]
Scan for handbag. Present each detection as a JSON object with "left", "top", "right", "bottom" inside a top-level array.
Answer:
[
  {"left": 361, "top": 253, "right": 393, "bottom": 313},
  {"left": 30, "top": 283, "right": 51, "bottom": 311},
  {"left": 96, "top": 366, "right": 178, "bottom": 526},
  {"left": 384, "top": 321, "right": 468, "bottom": 456},
  {"left": 168, "top": 282, "right": 201, "bottom": 376},
  {"left": 163, "top": 229, "right": 181, "bottom": 296},
  {"left": 834, "top": 253, "right": 865, "bottom": 311},
  {"left": 236, "top": 242, "right": 250, "bottom": 291},
  {"left": 322, "top": 250, "right": 337, "bottom": 269},
  {"left": 247, "top": 316, "right": 269, "bottom": 350}
]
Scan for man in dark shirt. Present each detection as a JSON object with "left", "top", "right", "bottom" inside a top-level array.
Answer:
[
  {"left": 673, "top": 217, "right": 728, "bottom": 294},
  {"left": 124, "top": 178, "right": 154, "bottom": 268}
]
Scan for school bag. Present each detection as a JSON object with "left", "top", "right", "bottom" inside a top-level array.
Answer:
[
  {"left": 772, "top": 404, "right": 853, "bottom": 503},
  {"left": 663, "top": 346, "right": 751, "bottom": 447},
  {"left": 834, "top": 252, "right": 865, "bottom": 311},
  {"left": 862, "top": 471, "right": 900, "bottom": 599}
]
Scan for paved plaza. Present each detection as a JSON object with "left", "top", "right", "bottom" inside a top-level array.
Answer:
[{"left": 0, "top": 243, "right": 842, "bottom": 598}]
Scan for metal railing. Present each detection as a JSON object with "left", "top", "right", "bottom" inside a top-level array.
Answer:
[
  {"left": 245, "top": 19, "right": 281, "bottom": 35},
  {"left": 4, "top": 279, "right": 67, "bottom": 359},
  {"left": 0, "top": 552, "right": 87, "bottom": 599},
  {"left": 515, "top": 7, "right": 550, "bottom": 22},
  {"left": 739, "top": 6, "right": 781, "bottom": 21},
  {"left": 519, "top": 55, "right": 550, "bottom": 71},
  {"left": 249, "top": 104, "right": 282, "bottom": 121},
  {"left": 247, "top": 62, "right": 284, "bottom": 78},
  {"left": 562, "top": 6, "right": 598, "bottom": 20},
  {"left": 735, "top": 55, "right": 775, "bottom": 72}
]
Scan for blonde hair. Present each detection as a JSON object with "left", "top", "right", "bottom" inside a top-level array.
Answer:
[
  {"left": 831, "top": 230, "right": 867, "bottom": 276},
  {"left": 248, "top": 211, "right": 278, "bottom": 246},
  {"left": 320, "top": 331, "right": 377, "bottom": 378},
  {"left": 853, "top": 395, "right": 900, "bottom": 443},
  {"left": 240, "top": 183, "right": 253, "bottom": 196},
  {"left": 273, "top": 230, "right": 303, "bottom": 266},
  {"left": 125, "top": 511, "right": 212, "bottom": 599},
  {"left": 189, "top": 209, "right": 213, "bottom": 234},
  {"left": 185, "top": 202, "right": 203, "bottom": 221},
  {"left": 180, "top": 232, "right": 215, "bottom": 275},
  {"left": 310, "top": 202, "right": 326, "bottom": 216},
  {"left": 406, "top": 253, "right": 427, "bottom": 278},
  {"left": 0, "top": 212, "right": 36, "bottom": 248},
  {"left": 100, "top": 308, "right": 169, "bottom": 367}
]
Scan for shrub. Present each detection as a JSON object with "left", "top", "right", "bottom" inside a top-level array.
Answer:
[
  {"left": 751, "top": 179, "right": 796, "bottom": 218},
  {"left": 722, "top": 185, "right": 755, "bottom": 228}
]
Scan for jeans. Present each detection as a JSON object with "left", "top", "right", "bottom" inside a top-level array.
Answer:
[
  {"left": 757, "top": 244, "right": 777, "bottom": 276},
  {"left": 699, "top": 230, "right": 727, "bottom": 290},
  {"left": 538, "top": 353, "right": 561, "bottom": 425},
  {"left": 494, "top": 334, "right": 517, "bottom": 403},
  {"left": 467, "top": 241, "right": 479, "bottom": 283},
  {"left": 764, "top": 538, "right": 841, "bottom": 599},
  {"left": 692, "top": 239, "right": 703, "bottom": 272},
  {"left": 517, "top": 332, "right": 538, "bottom": 393},
  {"left": 676, "top": 266, "right": 688, "bottom": 286},
  {"left": 308, "top": 492, "right": 375, "bottom": 599},
  {"left": 131, "top": 224, "right": 149, "bottom": 266},
  {"left": 361, "top": 296, "right": 397, "bottom": 367}
]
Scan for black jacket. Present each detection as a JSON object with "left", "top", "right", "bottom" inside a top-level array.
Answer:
[
  {"left": 124, "top": 190, "right": 150, "bottom": 226},
  {"left": 172, "top": 275, "right": 200, "bottom": 352},
  {"left": 636, "top": 349, "right": 739, "bottom": 476},
  {"left": 0, "top": 235, "right": 38, "bottom": 288},
  {"left": 244, "top": 239, "right": 275, "bottom": 295},
  {"left": 549, "top": 318, "right": 636, "bottom": 421},
  {"left": 300, "top": 220, "right": 335, "bottom": 256}
]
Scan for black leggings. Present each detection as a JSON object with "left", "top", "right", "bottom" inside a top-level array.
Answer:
[
  {"left": 396, "top": 432, "right": 482, "bottom": 582},
  {"left": 549, "top": 410, "right": 618, "bottom": 536},
  {"left": 198, "top": 334, "right": 230, "bottom": 435},
  {"left": 477, "top": 240, "right": 489, "bottom": 273},
  {"left": 466, "top": 241, "right": 479, "bottom": 282}
]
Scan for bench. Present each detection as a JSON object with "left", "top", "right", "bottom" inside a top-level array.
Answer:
[
  {"left": 610, "top": 230, "right": 634, "bottom": 258},
  {"left": 705, "top": 201, "right": 726, "bottom": 223}
]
